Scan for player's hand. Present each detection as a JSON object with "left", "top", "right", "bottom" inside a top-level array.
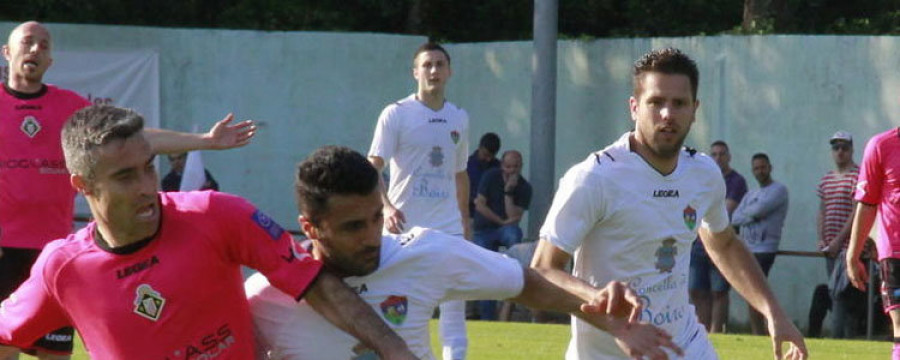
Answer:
[
  {"left": 846, "top": 256, "right": 869, "bottom": 291},
  {"left": 384, "top": 204, "right": 406, "bottom": 234},
  {"left": 203, "top": 113, "right": 256, "bottom": 149},
  {"left": 824, "top": 242, "right": 841, "bottom": 258},
  {"left": 608, "top": 318, "right": 681, "bottom": 360},
  {"left": 581, "top": 281, "right": 641, "bottom": 322},
  {"left": 504, "top": 173, "right": 519, "bottom": 191},
  {"left": 767, "top": 316, "right": 808, "bottom": 360}
]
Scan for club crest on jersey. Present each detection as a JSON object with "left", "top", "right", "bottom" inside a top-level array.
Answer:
[
  {"left": 380, "top": 295, "right": 408, "bottom": 325},
  {"left": 133, "top": 284, "right": 165, "bottom": 321},
  {"left": 428, "top": 146, "right": 444, "bottom": 167},
  {"left": 683, "top": 205, "right": 697, "bottom": 231},
  {"left": 654, "top": 238, "right": 677, "bottom": 273},
  {"left": 450, "top": 130, "right": 460, "bottom": 144},
  {"left": 20, "top": 116, "right": 41, "bottom": 138}
]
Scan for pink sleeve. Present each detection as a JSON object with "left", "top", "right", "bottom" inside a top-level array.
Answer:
[
  {"left": 0, "top": 244, "right": 71, "bottom": 348},
  {"left": 856, "top": 136, "right": 883, "bottom": 205},
  {"left": 211, "top": 193, "right": 323, "bottom": 300}
]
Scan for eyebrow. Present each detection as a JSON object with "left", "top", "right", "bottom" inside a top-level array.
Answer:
[{"left": 110, "top": 155, "right": 156, "bottom": 178}]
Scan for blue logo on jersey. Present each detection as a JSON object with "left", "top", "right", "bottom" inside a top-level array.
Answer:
[
  {"left": 251, "top": 209, "right": 284, "bottom": 241},
  {"left": 654, "top": 238, "right": 677, "bottom": 273}
]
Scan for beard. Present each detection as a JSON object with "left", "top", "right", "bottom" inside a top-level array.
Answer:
[{"left": 647, "top": 130, "right": 688, "bottom": 159}]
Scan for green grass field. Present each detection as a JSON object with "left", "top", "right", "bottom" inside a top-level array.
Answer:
[{"left": 31, "top": 320, "right": 889, "bottom": 359}]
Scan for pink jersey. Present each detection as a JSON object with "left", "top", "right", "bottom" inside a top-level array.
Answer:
[
  {"left": 0, "top": 191, "right": 322, "bottom": 359},
  {"left": 0, "top": 84, "right": 90, "bottom": 249},
  {"left": 856, "top": 128, "right": 900, "bottom": 260}
]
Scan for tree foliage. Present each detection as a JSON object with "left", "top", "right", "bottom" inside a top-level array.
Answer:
[{"left": 2, "top": 0, "right": 900, "bottom": 41}]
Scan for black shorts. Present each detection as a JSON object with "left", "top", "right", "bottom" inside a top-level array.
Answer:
[
  {"left": 880, "top": 258, "right": 900, "bottom": 313},
  {"left": 0, "top": 247, "right": 74, "bottom": 354}
]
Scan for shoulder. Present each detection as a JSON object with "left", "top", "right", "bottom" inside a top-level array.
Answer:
[
  {"left": 45, "top": 85, "right": 89, "bottom": 105},
  {"left": 36, "top": 229, "right": 96, "bottom": 278},
  {"left": 392, "top": 227, "right": 464, "bottom": 254},
  {"left": 681, "top": 148, "right": 720, "bottom": 174}
]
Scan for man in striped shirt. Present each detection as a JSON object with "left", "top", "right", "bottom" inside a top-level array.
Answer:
[{"left": 817, "top": 130, "right": 860, "bottom": 338}]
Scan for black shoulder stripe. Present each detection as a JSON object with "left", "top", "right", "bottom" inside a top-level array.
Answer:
[
  {"left": 684, "top": 147, "right": 697, "bottom": 157},
  {"left": 593, "top": 151, "right": 615, "bottom": 165}
]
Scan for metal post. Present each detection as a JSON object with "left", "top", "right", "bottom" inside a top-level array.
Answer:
[{"left": 528, "top": 0, "right": 558, "bottom": 240}]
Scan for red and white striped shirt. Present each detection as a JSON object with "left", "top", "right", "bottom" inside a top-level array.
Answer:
[{"left": 817, "top": 165, "right": 859, "bottom": 250}]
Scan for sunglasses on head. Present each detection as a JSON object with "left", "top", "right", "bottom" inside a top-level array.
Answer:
[{"left": 831, "top": 143, "right": 851, "bottom": 151}]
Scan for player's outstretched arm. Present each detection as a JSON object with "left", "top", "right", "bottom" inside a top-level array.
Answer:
[
  {"left": 700, "top": 226, "right": 808, "bottom": 360},
  {"left": 304, "top": 271, "right": 418, "bottom": 360},
  {"left": 145, "top": 113, "right": 257, "bottom": 154},
  {"left": 529, "top": 239, "right": 681, "bottom": 359}
]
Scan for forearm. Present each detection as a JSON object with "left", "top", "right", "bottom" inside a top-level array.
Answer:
[
  {"left": 504, "top": 196, "right": 523, "bottom": 224},
  {"left": 509, "top": 268, "right": 613, "bottom": 331},
  {"left": 455, "top": 172, "right": 470, "bottom": 220},
  {"left": 305, "top": 272, "right": 409, "bottom": 357},
  {"left": 475, "top": 201, "right": 505, "bottom": 225},
  {"left": 816, "top": 203, "right": 825, "bottom": 246},
  {"left": 144, "top": 128, "right": 210, "bottom": 154},
  {"left": 705, "top": 229, "right": 785, "bottom": 320},
  {"left": 847, "top": 203, "right": 877, "bottom": 262}
]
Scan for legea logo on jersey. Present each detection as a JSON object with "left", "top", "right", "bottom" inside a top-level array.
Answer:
[
  {"left": 682, "top": 205, "right": 697, "bottom": 230},
  {"left": 654, "top": 238, "right": 677, "bottom": 273},
  {"left": 20, "top": 116, "right": 41, "bottom": 138},
  {"left": 133, "top": 284, "right": 166, "bottom": 321},
  {"left": 380, "top": 295, "right": 408, "bottom": 325}
]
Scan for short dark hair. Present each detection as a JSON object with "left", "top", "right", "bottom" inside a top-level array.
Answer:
[
  {"left": 62, "top": 105, "right": 144, "bottom": 181},
  {"left": 295, "top": 146, "right": 380, "bottom": 224},
  {"left": 633, "top": 48, "right": 699, "bottom": 100},
  {"left": 413, "top": 42, "right": 451, "bottom": 65},
  {"left": 710, "top": 140, "right": 729, "bottom": 151},
  {"left": 478, "top": 132, "right": 501, "bottom": 156},
  {"left": 751, "top": 153, "right": 770, "bottom": 163}
]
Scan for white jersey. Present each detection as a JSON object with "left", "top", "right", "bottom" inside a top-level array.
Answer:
[
  {"left": 540, "top": 132, "right": 729, "bottom": 360},
  {"left": 368, "top": 95, "right": 469, "bottom": 234},
  {"left": 245, "top": 227, "right": 523, "bottom": 360}
]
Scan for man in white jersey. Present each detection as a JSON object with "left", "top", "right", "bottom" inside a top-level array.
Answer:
[
  {"left": 368, "top": 42, "right": 470, "bottom": 360},
  {"left": 246, "top": 146, "right": 681, "bottom": 360},
  {"left": 531, "top": 48, "right": 808, "bottom": 359}
]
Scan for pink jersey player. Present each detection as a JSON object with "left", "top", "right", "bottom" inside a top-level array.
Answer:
[
  {"left": 0, "top": 84, "right": 90, "bottom": 250},
  {"left": 854, "top": 128, "right": 900, "bottom": 260},
  {"left": 0, "top": 191, "right": 322, "bottom": 359}
]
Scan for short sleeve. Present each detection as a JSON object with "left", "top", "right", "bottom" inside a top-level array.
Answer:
[
  {"left": 211, "top": 193, "right": 323, "bottom": 300},
  {"left": 0, "top": 243, "right": 71, "bottom": 348},
  {"left": 427, "top": 232, "right": 524, "bottom": 301},
  {"left": 368, "top": 105, "right": 399, "bottom": 163},
  {"left": 539, "top": 167, "right": 605, "bottom": 255},
  {"left": 702, "top": 172, "right": 730, "bottom": 233},
  {"left": 856, "top": 136, "right": 884, "bottom": 205},
  {"left": 454, "top": 110, "right": 470, "bottom": 173}
]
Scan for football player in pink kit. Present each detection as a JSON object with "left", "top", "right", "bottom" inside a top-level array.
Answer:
[
  {"left": 846, "top": 127, "right": 900, "bottom": 359},
  {"left": 1, "top": 21, "right": 256, "bottom": 359},
  {"left": 0, "top": 105, "right": 417, "bottom": 360}
]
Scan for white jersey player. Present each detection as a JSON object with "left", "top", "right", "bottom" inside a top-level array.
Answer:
[
  {"left": 531, "top": 48, "right": 808, "bottom": 360},
  {"left": 247, "top": 146, "right": 680, "bottom": 360},
  {"left": 367, "top": 42, "right": 470, "bottom": 360},
  {"left": 246, "top": 228, "right": 520, "bottom": 360}
]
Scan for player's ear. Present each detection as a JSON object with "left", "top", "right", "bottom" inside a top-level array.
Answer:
[
  {"left": 299, "top": 215, "right": 319, "bottom": 240},
  {"left": 70, "top": 174, "right": 91, "bottom": 195}
]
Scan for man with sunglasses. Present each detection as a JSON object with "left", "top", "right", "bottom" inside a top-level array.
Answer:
[{"left": 815, "top": 131, "right": 861, "bottom": 338}]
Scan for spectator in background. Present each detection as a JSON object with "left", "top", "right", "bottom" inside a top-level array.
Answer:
[
  {"left": 732, "top": 152, "right": 789, "bottom": 336},
  {"left": 467, "top": 132, "right": 501, "bottom": 219},
  {"left": 472, "top": 150, "right": 532, "bottom": 320},
  {"left": 690, "top": 140, "right": 747, "bottom": 333},
  {"left": 161, "top": 152, "right": 219, "bottom": 191},
  {"left": 815, "top": 131, "right": 864, "bottom": 338}
]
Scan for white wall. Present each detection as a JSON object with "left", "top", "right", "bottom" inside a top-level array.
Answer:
[{"left": 6, "top": 21, "right": 898, "bottom": 330}]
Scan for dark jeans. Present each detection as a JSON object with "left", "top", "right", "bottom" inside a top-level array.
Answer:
[{"left": 473, "top": 224, "right": 523, "bottom": 320}]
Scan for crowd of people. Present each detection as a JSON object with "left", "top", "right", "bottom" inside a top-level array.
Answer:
[{"left": 9, "top": 17, "right": 900, "bottom": 360}]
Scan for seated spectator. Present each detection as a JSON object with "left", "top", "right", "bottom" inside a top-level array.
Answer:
[
  {"left": 472, "top": 150, "right": 532, "bottom": 320},
  {"left": 161, "top": 152, "right": 219, "bottom": 191}
]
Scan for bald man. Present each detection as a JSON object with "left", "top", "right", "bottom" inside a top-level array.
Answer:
[{"left": 0, "top": 21, "right": 256, "bottom": 359}]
